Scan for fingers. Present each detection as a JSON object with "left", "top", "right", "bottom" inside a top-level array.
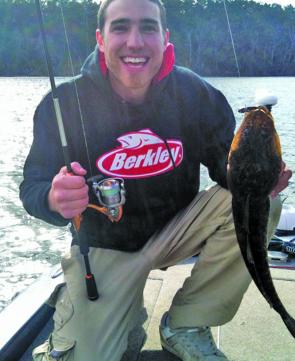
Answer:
[
  {"left": 53, "top": 195, "right": 89, "bottom": 219},
  {"left": 270, "top": 161, "right": 293, "bottom": 198},
  {"left": 70, "top": 162, "right": 88, "bottom": 176},
  {"left": 60, "top": 162, "right": 87, "bottom": 177},
  {"left": 48, "top": 162, "right": 89, "bottom": 218}
]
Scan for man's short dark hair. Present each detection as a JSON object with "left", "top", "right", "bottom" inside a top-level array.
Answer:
[{"left": 97, "top": 0, "right": 167, "bottom": 33}]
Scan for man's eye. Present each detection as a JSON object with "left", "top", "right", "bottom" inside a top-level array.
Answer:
[
  {"left": 141, "top": 24, "right": 158, "bottom": 33},
  {"left": 112, "top": 25, "right": 128, "bottom": 32}
]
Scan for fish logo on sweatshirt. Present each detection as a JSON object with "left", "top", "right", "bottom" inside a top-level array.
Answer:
[{"left": 96, "top": 129, "right": 183, "bottom": 178}]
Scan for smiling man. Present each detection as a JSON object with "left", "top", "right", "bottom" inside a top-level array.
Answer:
[
  {"left": 96, "top": 0, "right": 169, "bottom": 103},
  {"left": 20, "top": 0, "right": 291, "bottom": 361}
]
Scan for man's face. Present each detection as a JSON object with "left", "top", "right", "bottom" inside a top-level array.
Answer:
[{"left": 96, "top": 0, "right": 169, "bottom": 102}]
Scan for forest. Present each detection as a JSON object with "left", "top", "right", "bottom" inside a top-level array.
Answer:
[{"left": 0, "top": 0, "right": 294, "bottom": 77}]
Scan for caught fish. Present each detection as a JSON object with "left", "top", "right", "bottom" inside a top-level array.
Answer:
[{"left": 227, "top": 106, "right": 295, "bottom": 337}]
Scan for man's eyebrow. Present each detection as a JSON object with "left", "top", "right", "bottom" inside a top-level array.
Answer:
[
  {"left": 140, "top": 18, "right": 159, "bottom": 25},
  {"left": 110, "top": 18, "right": 130, "bottom": 27},
  {"left": 110, "top": 18, "right": 160, "bottom": 26}
]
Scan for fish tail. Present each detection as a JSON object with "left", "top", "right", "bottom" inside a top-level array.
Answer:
[
  {"left": 233, "top": 194, "right": 295, "bottom": 338},
  {"left": 283, "top": 315, "right": 295, "bottom": 338},
  {"left": 247, "top": 197, "right": 295, "bottom": 338}
]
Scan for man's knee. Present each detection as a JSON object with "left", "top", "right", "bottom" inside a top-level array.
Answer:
[{"left": 267, "top": 195, "right": 282, "bottom": 241}]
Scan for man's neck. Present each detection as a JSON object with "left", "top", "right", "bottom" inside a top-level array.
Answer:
[{"left": 109, "top": 77, "right": 149, "bottom": 105}]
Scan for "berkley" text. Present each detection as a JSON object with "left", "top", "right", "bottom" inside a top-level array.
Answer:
[{"left": 110, "top": 146, "right": 181, "bottom": 170}]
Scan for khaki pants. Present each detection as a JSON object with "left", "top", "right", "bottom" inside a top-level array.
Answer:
[{"left": 32, "top": 185, "right": 282, "bottom": 361}]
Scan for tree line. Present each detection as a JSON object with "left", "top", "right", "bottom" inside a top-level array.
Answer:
[{"left": 0, "top": 0, "right": 294, "bottom": 77}]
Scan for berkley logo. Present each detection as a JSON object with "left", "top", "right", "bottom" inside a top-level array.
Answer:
[{"left": 96, "top": 129, "right": 183, "bottom": 179}]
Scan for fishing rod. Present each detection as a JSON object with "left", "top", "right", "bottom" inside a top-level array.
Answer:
[{"left": 35, "top": 0, "right": 98, "bottom": 301}]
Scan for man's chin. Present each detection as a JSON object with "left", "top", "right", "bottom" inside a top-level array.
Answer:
[
  {"left": 109, "top": 72, "right": 154, "bottom": 100},
  {"left": 121, "top": 78, "right": 152, "bottom": 91}
]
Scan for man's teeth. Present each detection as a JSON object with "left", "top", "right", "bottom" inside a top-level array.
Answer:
[{"left": 123, "top": 57, "right": 146, "bottom": 64}]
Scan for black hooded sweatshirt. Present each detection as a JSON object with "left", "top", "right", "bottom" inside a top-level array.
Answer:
[{"left": 19, "top": 48, "right": 235, "bottom": 252}]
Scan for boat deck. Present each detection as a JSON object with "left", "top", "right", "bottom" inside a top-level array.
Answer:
[{"left": 20, "top": 260, "right": 295, "bottom": 361}]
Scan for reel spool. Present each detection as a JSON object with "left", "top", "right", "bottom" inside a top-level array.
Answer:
[{"left": 87, "top": 176, "right": 126, "bottom": 222}]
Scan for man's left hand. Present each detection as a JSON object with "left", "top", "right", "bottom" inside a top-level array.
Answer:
[{"left": 271, "top": 161, "right": 292, "bottom": 198}]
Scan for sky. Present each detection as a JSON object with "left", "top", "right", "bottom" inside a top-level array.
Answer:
[
  {"left": 91, "top": 0, "right": 295, "bottom": 9},
  {"left": 258, "top": 0, "right": 295, "bottom": 5},
  {"left": 92, "top": 0, "right": 295, "bottom": 7},
  {"left": 92, "top": 0, "right": 294, "bottom": 4}
]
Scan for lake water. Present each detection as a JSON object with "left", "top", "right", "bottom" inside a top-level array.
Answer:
[{"left": 0, "top": 76, "right": 294, "bottom": 311}]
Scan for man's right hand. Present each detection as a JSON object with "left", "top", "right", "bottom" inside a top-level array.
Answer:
[{"left": 48, "top": 162, "right": 89, "bottom": 219}]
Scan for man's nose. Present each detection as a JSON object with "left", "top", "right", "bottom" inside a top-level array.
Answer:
[{"left": 126, "top": 28, "right": 144, "bottom": 49}]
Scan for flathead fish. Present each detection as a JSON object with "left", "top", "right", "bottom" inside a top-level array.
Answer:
[{"left": 227, "top": 106, "right": 295, "bottom": 337}]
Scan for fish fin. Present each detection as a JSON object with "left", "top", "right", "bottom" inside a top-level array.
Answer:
[
  {"left": 246, "top": 197, "right": 272, "bottom": 300},
  {"left": 246, "top": 239, "right": 254, "bottom": 264},
  {"left": 232, "top": 196, "right": 256, "bottom": 271},
  {"left": 242, "top": 195, "right": 250, "bottom": 233},
  {"left": 232, "top": 196, "right": 269, "bottom": 298},
  {"left": 243, "top": 195, "right": 254, "bottom": 264}
]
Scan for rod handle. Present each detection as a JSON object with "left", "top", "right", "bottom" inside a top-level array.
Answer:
[{"left": 86, "top": 273, "right": 99, "bottom": 300}]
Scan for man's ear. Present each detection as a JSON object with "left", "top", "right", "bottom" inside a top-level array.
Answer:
[{"left": 96, "top": 29, "right": 105, "bottom": 52}]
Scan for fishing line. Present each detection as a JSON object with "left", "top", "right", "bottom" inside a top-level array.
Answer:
[
  {"left": 222, "top": 0, "right": 241, "bottom": 77},
  {"left": 59, "top": 3, "right": 94, "bottom": 178},
  {"left": 83, "top": 1, "right": 92, "bottom": 56}
]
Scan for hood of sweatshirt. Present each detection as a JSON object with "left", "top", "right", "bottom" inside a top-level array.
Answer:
[{"left": 80, "top": 43, "right": 175, "bottom": 102}]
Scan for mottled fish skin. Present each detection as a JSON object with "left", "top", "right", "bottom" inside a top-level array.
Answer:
[{"left": 227, "top": 106, "right": 295, "bottom": 338}]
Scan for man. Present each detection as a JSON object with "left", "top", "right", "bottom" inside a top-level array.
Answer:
[{"left": 20, "top": 0, "right": 291, "bottom": 360}]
